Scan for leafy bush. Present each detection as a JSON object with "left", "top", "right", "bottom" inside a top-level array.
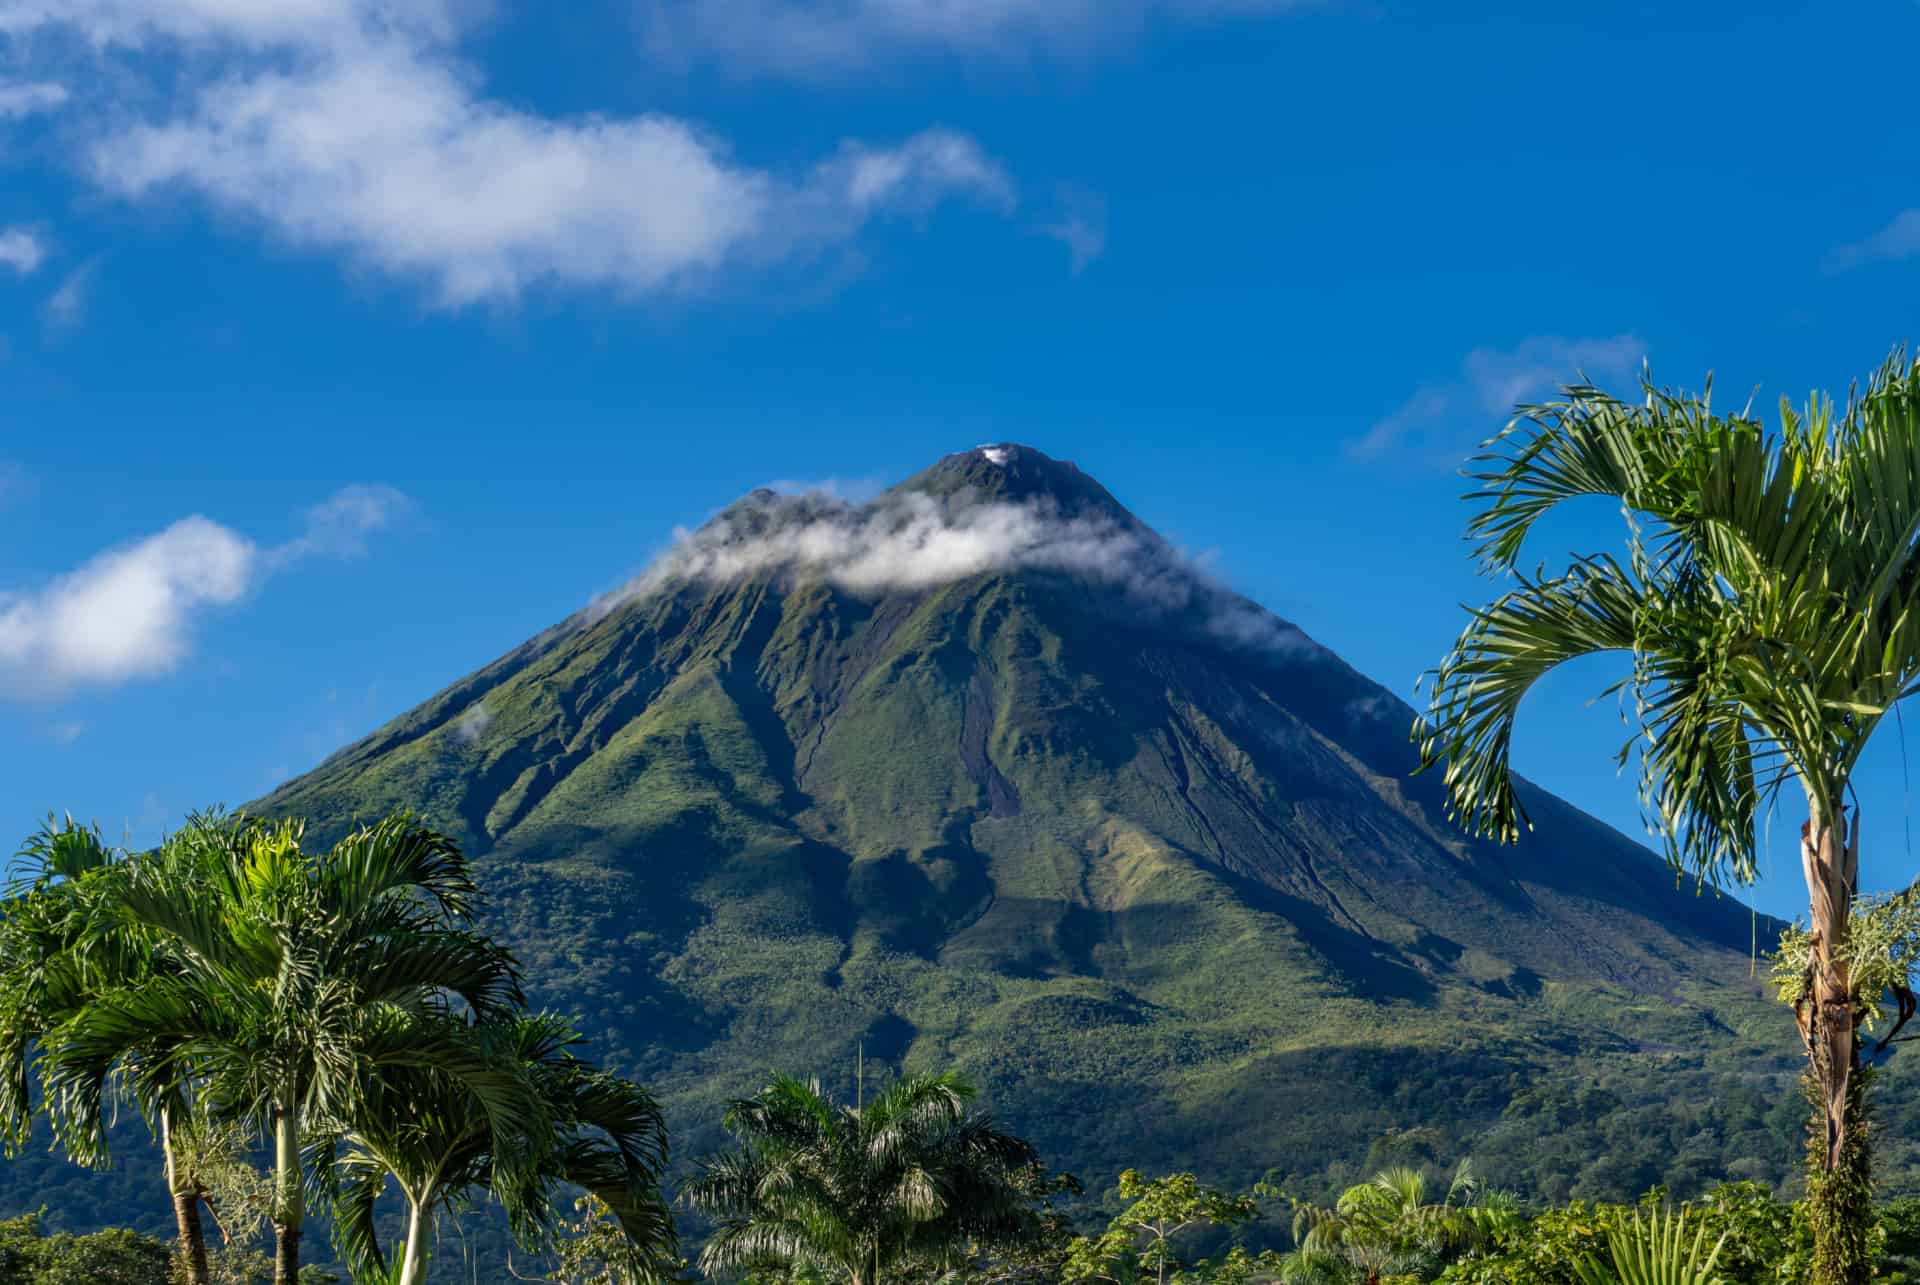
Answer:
[
  {"left": 1568, "top": 1207, "right": 1726, "bottom": 1285},
  {"left": 1061, "top": 1170, "right": 1279, "bottom": 1285},
  {"left": 0, "top": 1210, "right": 172, "bottom": 1285}
]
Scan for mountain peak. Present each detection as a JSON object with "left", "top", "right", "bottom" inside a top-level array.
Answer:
[
  {"left": 250, "top": 442, "right": 1780, "bottom": 1232},
  {"left": 892, "top": 443, "right": 1139, "bottom": 524}
]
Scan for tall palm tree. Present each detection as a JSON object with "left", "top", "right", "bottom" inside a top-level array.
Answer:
[
  {"left": 42, "top": 810, "right": 523, "bottom": 1285},
  {"left": 684, "top": 1070, "right": 1042, "bottom": 1285},
  {"left": 0, "top": 817, "right": 216, "bottom": 1285},
  {"left": 1286, "top": 1164, "right": 1510, "bottom": 1285},
  {"left": 326, "top": 1011, "right": 676, "bottom": 1285},
  {"left": 1416, "top": 353, "right": 1920, "bottom": 1285}
]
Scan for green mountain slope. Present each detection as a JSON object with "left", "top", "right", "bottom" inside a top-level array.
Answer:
[{"left": 244, "top": 444, "right": 1846, "bottom": 1202}]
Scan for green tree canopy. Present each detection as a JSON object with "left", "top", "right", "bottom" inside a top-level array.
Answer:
[
  {"left": 1, "top": 816, "right": 219, "bottom": 1284},
  {"left": 1284, "top": 1164, "right": 1513, "bottom": 1285},
  {"left": 325, "top": 1011, "right": 675, "bottom": 1285},
  {"left": 1060, "top": 1168, "right": 1275, "bottom": 1285},
  {"left": 682, "top": 1070, "right": 1042, "bottom": 1285},
  {"left": 40, "top": 810, "right": 523, "bottom": 1285}
]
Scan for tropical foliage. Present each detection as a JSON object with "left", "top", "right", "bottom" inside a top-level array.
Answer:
[
  {"left": 0, "top": 1210, "right": 172, "bottom": 1285},
  {"left": 1568, "top": 1207, "right": 1727, "bottom": 1285},
  {"left": 0, "top": 809, "right": 676, "bottom": 1285},
  {"left": 682, "top": 1071, "right": 1045, "bottom": 1285},
  {"left": 0, "top": 815, "right": 219, "bottom": 1281},
  {"left": 1417, "top": 351, "right": 1920, "bottom": 1285},
  {"left": 1060, "top": 1169, "right": 1274, "bottom": 1285},
  {"left": 323, "top": 1012, "right": 675, "bottom": 1285},
  {"left": 1285, "top": 1164, "right": 1516, "bottom": 1285}
]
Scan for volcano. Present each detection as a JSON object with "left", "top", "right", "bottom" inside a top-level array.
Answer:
[{"left": 251, "top": 444, "right": 1802, "bottom": 1198}]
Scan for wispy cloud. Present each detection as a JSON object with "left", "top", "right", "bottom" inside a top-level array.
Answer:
[
  {"left": 8, "top": 1, "right": 1022, "bottom": 307},
  {"left": 1039, "top": 187, "right": 1107, "bottom": 273},
  {"left": 0, "top": 79, "right": 66, "bottom": 118},
  {"left": 271, "top": 483, "right": 413, "bottom": 562},
  {"left": 1348, "top": 334, "right": 1646, "bottom": 468},
  {"left": 637, "top": 0, "right": 1313, "bottom": 79},
  {"left": 763, "top": 475, "right": 889, "bottom": 504},
  {"left": 40, "top": 719, "right": 88, "bottom": 746},
  {"left": 0, "top": 227, "right": 47, "bottom": 275},
  {"left": 600, "top": 456, "right": 1315, "bottom": 659},
  {"left": 44, "top": 261, "right": 94, "bottom": 330},
  {"left": 454, "top": 701, "right": 493, "bottom": 745},
  {"left": 0, "top": 484, "right": 412, "bottom": 699},
  {"left": 1827, "top": 210, "right": 1920, "bottom": 272}
]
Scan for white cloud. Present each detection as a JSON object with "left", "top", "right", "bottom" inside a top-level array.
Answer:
[
  {"left": 0, "top": 0, "right": 453, "bottom": 47},
  {"left": 454, "top": 701, "right": 492, "bottom": 744},
  {"left": 1828, "top": 210, "right": 1920, "bottom": 272},
  {"left": 834, "top": 129, "right": 1015, "bottom": 214},
  {"left": 0, "top": 483, "right": 410, "bottom": 698},
  {"left": 7, "top": 1, "right": 1018, "bottom": 306},
  {"left": 44, "top": 262, "right": 94, "bottom": 329},
  {"left": 0, "top": 227, "right": 47, "bottom": 274},
  {"left": 1349, "top": 334, "right": 1645, "bottom": 466},
  {"left": 600, "top": 485, "right": 1313, "bottom": 658},
  {"left": 0, "top": 79, "right": 66, "bottom": 117},
  {"left": 638, "top": 0, "right": 1310, "bottom": 78},
  {"left": 0, "top": 516, "right": 254, "bottom": 694},
  {"left": 272, "top": 482, "right": 413, "bottom": 561},
  {"left": 1461, "top": 334, "right": 1645, "bottom": 414}
]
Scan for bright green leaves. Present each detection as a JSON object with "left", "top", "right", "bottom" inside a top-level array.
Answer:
[
  {"left": 1061, "top": 1169, "right": 1272, "bottom": 1285},
  {"left": 1772, "top": 884, "right": 1920, "bottom": 1048},
  {"left": 1285, "top": 1162, "right": 1511, "bottom": 1285},
  {"left": 685, "top": 1070, "right": 1045, "bottom": 1285},
  {"left": 1421, "top": 350, "right": 1920, "bottom": 892},
  {"left": 1568, "top": 1206, "right": 1730, "bottom": 1285},
  {"left": 321, "top": 1011, "right": 676, "bottom": 1285}
]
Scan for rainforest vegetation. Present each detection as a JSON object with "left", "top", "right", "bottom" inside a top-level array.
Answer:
[{"left": 16, "top": 358, "right": 1920, "bottom": 1283}]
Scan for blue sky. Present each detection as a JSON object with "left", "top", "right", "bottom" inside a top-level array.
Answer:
[{"left": 3, "top": 0, "right": 1919, "bottom": 920}]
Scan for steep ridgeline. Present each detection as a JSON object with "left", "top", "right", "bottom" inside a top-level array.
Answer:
[{"left": 254, "top": 445, "right": 1822, "bottom": 1201}]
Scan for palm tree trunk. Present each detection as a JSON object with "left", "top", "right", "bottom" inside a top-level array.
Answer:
[
  {"left": 272, "top": 1100, "right": 303, "bottom": 1285},
  {"left": 1805, "top": 1067, "right": 1873, "bottom": 1285},
  {"left": 172, "top": 1190, "right": 212, "bottom": 1285},
  {"left": 1799, "top": 808, "right": 1870, "bottom": 1285},
  {"left": 397, "top": 1195, "right": 433, "bottom": 1285},
  {"left": 161, "top": 1104, "right": 212, "bottom": 1285}
]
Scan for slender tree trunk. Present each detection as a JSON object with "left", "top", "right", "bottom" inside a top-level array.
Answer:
[
  {"left": 1805, "top": 1067, "right": 1873, "bottom": 1285},
  {"left": 172, "top": 1191, "right": 212, "bottom": 1285},
  {"left": 1799, "top": 807, "right": 1871, "bottom": 1285},
  {"left": 397, "top": 1196, "right": 433, "bottom": 1285},
  {"left": 161, "top": 1105, "right": 212, "bottom": 1285},
  {"left": 272, "top": 1100, "right": 303, "bottom": 1285}
]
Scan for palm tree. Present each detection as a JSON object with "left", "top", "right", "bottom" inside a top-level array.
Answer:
[
  {"left": 0, "top": 817, "right": 216, "bottom": 1285},
  {"left": 42, "top": 809, "right": 523, "bottom": 1285},
  {"left": 1286, "top": 1163, "right": 1509, "bottom": 1285},
  {"left": 326, "top": 1011, "right": 676, "bottom": 1285},
  {"left": 1416, "top": 352, "right": 1920, "bottom": 1285},
  {"left": 683, "top": 1069, "right": 1042, "bottom": 1285}
]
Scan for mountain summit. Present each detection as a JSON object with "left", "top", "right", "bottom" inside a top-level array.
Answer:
[
  {"left": 895, "top": 443, "right": 1144, "bottom": 520},
  {"left": 253, "top": 445, "right": 1794, "bottom": 1194}
]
